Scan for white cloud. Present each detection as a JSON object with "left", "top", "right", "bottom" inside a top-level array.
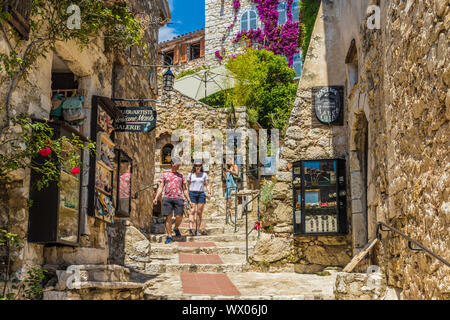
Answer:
[{"left": 159, "top": 25, "right": 178, "bottom": 43}]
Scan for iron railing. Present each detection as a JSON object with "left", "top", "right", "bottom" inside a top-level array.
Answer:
[
  {"left": 377, "top": 222, "right": 450, "bottom": 268},
  {"left": 243, "top": 193, "right": 261, "bottom": 261},
  {"left": 225, "top": 186, "right": 239, "bottom": 232}
]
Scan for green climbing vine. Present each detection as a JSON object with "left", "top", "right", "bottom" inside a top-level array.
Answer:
[{"left": 299, "top": 0, "right": 321, "bottom": 63}]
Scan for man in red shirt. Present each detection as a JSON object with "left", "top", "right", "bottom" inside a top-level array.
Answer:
[{"left": 153, "top": 159, "right": 191, "bottom": 244}]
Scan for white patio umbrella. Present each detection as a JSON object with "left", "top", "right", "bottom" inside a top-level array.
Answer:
[{"left": 173, "top": 65, "right": 237, "bottom": 101}]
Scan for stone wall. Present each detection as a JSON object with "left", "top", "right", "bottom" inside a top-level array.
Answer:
[
  {"left": 205, "top": 0, "right": 260, "bottom": 66},
  {"left": 171, "top": 57, "right": 207, "bottom": 75},
  {"left": 360, "top": 0, "right": 449, "bottom": 300},
  {"left": 0, "top": 0, "right": 164, "bottom": 278}
]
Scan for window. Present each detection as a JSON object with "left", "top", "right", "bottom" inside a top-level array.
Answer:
[
  {"left": 28, "top": 121, "right": 85, "bottom": 245},
  {"left": 241, "top": 10, "right": 258, "bottom": 31},
  {"left": 292, "top": 159, "right": 347, "bottom": 235},
  {"left": 189, "top": 42, "right": 201, "bottom": 60},
  {"left": 293, "top": 53, "right": 303, "bottom": 78},
  {"left": 277, "top": 2, "right": 287, "bottom": 25},
  {"left": 291, "top": 0, "right": 301, "bottom": 22},
  {"left": 162, "top": 144, "right": 174, "bottom": 164},
  {"left": 345, "top": 39, "right": 359, "bottom": 92}
]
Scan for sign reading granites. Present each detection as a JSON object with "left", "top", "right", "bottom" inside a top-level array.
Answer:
[{"left": 114, "top": 107, "right": 157, "bottom": 133}]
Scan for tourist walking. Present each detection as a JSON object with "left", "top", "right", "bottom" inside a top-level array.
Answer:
[
  {"left": 187, "top": 161, "right": 211, "bottom": 236},
  {"left": 153, "top": 159, "right": 191, "bottom": 244},
  {"left": 223, "top": 162, "right": 239, "bottom": 214}
]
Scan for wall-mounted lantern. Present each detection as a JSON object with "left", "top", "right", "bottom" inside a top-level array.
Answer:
[
  {"left": 163, "top": 67, "right": 175, "bottom": 91},
  {"left": 131, "top": 51, "right": 175, "bottom": 91}
]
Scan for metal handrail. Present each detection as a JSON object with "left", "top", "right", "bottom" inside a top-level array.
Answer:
[
  {"left": 225, "top": 186, "right": 239, "bottom": 232},
  {"left": 377, "top": 222, "right": 450, "bottom": 268},
  {"left": 244, "top": 193, "right": 261, "bottom": 261}
]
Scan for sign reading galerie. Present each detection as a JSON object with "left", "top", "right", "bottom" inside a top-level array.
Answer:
[
  {"left": 114, "top": 107, "right": 157, "bottom": 133},
  {"left": 312, "top": 86, "right": 344, "bottom": 125}
]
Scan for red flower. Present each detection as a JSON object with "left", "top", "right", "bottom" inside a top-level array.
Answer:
[
  {"left": 39, "top": 147, "right": 52, "bottom": 157},
  {"left": 254, "top": 221, "right": 262, "bottom": 231},
  {"left": 71, "top": 167, "right": 81, "bottom": 175}
]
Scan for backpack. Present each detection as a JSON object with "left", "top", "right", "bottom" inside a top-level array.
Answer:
[{"left": 61, "top": 96, "right": 86, "bottom": 125}]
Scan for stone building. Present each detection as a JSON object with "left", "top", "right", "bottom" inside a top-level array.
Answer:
[
  {"left": 0, "top": 0, "right": 170, "bottom": 295},
  {"left": 205, "top": 0, "right": 303, "bottom": 77},
  {"left": 253, "top": 0, "right": 449, "bottom": 300},
  {"left": 158, "top": 29, "right": 206, "bottom": 74}
]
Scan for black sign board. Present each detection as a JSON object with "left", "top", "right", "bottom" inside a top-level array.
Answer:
[
  {"left": 114, "top": 107, "right": 157, "bottom": 133},
  {"left": 312, "top": 86, "right": 344, "bottom": 125}
]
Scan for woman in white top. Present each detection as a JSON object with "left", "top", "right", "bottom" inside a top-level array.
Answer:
[{"left": 187, "top": 161, "right": 211, "bottom": 236}]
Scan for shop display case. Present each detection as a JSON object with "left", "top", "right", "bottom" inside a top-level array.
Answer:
[
  {"left": 28, "top": 121, "right": 84, "bottom": 245},
  {"left": 88, "top": 96, "right": 123, "bottom": 224},
  {"left": 116, "top": 150, "right": 133, "bottom": 218},
  {"left": 292, "top": 159, "right": 347, "bottom": 235}
]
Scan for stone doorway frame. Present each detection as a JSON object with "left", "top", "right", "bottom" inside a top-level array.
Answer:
[{"left": 349, "top": 92, "right": 371, "bottom": 255}]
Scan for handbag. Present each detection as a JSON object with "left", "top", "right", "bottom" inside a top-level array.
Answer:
[{"left": 61, "top": 96, "right": 86, "bottom": 124}]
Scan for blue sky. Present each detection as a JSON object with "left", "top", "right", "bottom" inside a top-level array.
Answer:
[{"left": 159, "top": 0, "right": 206, "bottom": 43}]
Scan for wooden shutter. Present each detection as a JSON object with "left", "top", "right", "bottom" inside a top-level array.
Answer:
[
  {"left": 173, "top": 45, "right": 180, "bottom": 65},
  {"left": 200, "top": 39, "right": 205, "bottom": 58},
  {"left": 4, "top": 0, "right": 32, "bottom": 40},
  {"left": 180, "top": 44, "right": 188, "bottom": 63}
]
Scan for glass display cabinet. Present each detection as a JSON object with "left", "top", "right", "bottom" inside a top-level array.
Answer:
[
  {"left": 116, "top": 150, "right": 133, "bottom": 218},
  {"left": 292, "top": 159, "right": 347, "bottom": 235},
  {"left": 28, "top": 121, "right": 84, "bottom": 246}
]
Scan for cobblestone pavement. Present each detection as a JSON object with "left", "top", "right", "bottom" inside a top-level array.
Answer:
[{"left": 139, "top": 214, "right": 338, "bottom": 300}]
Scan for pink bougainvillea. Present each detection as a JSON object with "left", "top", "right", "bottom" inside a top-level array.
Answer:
[
  {"left": 215, "top": 50, "right": 224, "bottom": 64},
  {"left": 233, "top": 0, "right": 241, "bottom": 11},
  {"left": 234, "top": 0, "right": 300, "bottom": 66}
]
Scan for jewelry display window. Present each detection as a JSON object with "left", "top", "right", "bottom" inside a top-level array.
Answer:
[{"left": 292, "top": 159, "right": 347, "bottom": 235}]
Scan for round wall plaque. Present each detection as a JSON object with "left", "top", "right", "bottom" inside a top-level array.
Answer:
[{"left": 312, "top": 86, "right": 344, "bottom": 124}]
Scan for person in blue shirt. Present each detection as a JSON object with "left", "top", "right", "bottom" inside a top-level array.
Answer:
[{"left": 223, "top": 162, "right": 239, "bottom": 213}]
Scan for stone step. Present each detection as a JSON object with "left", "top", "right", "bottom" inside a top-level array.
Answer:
[
  {"left": 143, "top": 261, "right": 300, "bottom": 274},
  {"left": 43, "top": 281, "right": 145, "bottom": 300},
  {"left": 143, "top": 272, "right": 337, "bottom": 300},
  {"left": 144, "top": 262, "right": 249, "bottom": 274},
  {"left": 149, "top": 233, "right": 259, "bottom": 243},
  {"left": 47, "top": 264, "right": 131, "bottom": 287},
  {"left": 144, "top": 293, "right": 327, "bottom": 300},
  {"left": 150, "top": 243, "right": 256, "bottom": 255},
  {"left": 151, "top": 224, "right": 226, "bottom": 235}
]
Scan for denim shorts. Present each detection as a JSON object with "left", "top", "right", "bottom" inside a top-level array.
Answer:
[{"left": 189, "top": 191, "right": 206, "bottom": 204}]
